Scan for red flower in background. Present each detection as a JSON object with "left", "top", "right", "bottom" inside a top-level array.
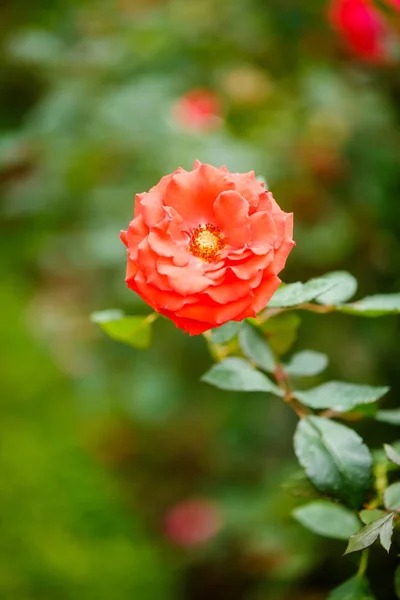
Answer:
[
  {"left": 164, "top": 499, "right": 221, "bottom": 547},
  {"left": 172, "top": 89, "right": 222, "bottom": 132},
  {"left": 328, "top": 0, "right": 399, "bottom": 62},
  {"left": 120, "top": 162, "right": 294, "bottom": 336}
]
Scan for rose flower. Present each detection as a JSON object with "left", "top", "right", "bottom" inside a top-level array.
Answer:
[{"left": 120, "top": 161, "right": 294, "bottom": 335}]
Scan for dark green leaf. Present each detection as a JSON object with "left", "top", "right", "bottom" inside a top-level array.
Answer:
[
  {"left": 201, "top": 357, "right": 282, "bottom": 395},
  {"left": 294, "top": 416, "right": 372, "bottom": 508},
  {"left": 359, "top": 509, "right": 386, "bottom": 525},
  {"left": 295, "top": 381, "right": 388, "bottom": 412},
  {"left": 293, "top": 500, "right": 360, "bottom": 540},
  {"left": 284, "top": 350, "right": 328, "bottom": 377},
  {"left": 211, "top": 321, "right": 242, "bottom": 344},
  {"left": 384, "top": 482, "right": 400, "bottom": 510},
  {"left": 268, "top": 276, "right": 339, "bottom": 308},
  {"left": 262, "top": 312, "right": 301, "bottom": 355},
  {"left": 341, "top": 294, "right": 400, "bottom": 316},
  {"left": 91, "top": 310, "right": 152, "bottom": 349},
  {"left": 328, "top": 575, "right": 376, "bottom": 600},
  {"left": 384, "top": 444, "right": 400, "bottom": 467},
  {"left": 345, "top": 513, "right": 395, "bottom": 554},
  {"left": 376, "top": 409, "right": 400, "bottom": 425},
  {"left": 238, "top": 322, "right": 275, "bottom": 372},
  {"left": 316, "top": 271, "right": 358, "bottom": 305}
]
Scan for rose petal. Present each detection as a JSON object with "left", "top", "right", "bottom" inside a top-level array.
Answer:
[
  {"left": 231, "top": 171, "right": 264, "bottom": 208},
  {"left": 126, "top": 256, "right": 139, "bottom": 280},
  {"left": 250, "top": 275, "right": 281, "bottom": 313},
  {"left": 157, "top": 258, "right": 212, "bottom": 295},
  {"left": 160, "top": 311, "right": 215, "bottom": 335},
  {"left": 135, "top": 274, "right": 197, "bottom": 311},
  {"left": 165, "top": 165, "right": 235, "bottom": 225},
  {"left": 176, "top": 295, "right": 253, "bottom": 325},
  {"left": 137, "top": 240, "right": 172, "bottom": 291},
  {"left": 248, "top": 211, "right": 277, "bottom": 254},
  {"left": 214, "top": 190, "right": 250, "bottom": 246},
  {"left": 206, "top": 271, "right": 262, "bottom": 304},
  {"left": 229, "top": 250, "right": 274, "bottom": 280}
]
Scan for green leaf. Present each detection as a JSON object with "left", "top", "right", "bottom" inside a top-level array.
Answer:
[
  {"left": 384, "top": 444, "right": 400, "bottom": 467},
  {"left": 379, "top": 513, "right": 395, "bottom": 552},
  {"left": 91, "top": 309, "right": 124, "bottom": 322},
  {"left": 376, "top": 409, "right": 400, "bottom": 425},
  {"left": 316, "top": 271, "right": 358, "bottom": 305},
  {"left": 91, "top": 311, "right": 152, "bottom": 349},
  {"left": 359, "top": 509, "right": 386, "bottom": 525},
  {"left": 295, "top": 381, "right": 389, "bottom": 412},
  {"left": 341, "top": 294, "right": 400, "bottom": 316},
  {"left": 328, "top": 575, "right": 376, "bottom": 600},
  {"left": 201, "top": 357, "right": 282, "bottom": 395},
  {"left": 211, "top": 321, "right": 242, "bottom": 344},
  {"left": 384, "top": 482, "right": 400, "bottom": 510},
  {"left": 345, "top": 513, "right": 395, "bottom": 554},
  {"left": 262, "top": 312, "right": 301, "bottom": 355},
  {"left": 238, "top": 322, "right": 275, "bottom": 372},
  {"left": 284, "top": 350, "right": 328, "bottom": 377},
  {"left": 294, "top": 416, "right": 372, "bottom": 508},
  {"left": 268, "top": 276, "right": 339, "bottom": 308},
  {"left": 293, "top": 500, "right": 360, "bottom": 540}
]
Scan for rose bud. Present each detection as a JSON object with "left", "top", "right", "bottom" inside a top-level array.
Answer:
[
  {"left": 121, "top": 161, "right": 294, "bottom": 335},
  {"left": 164, "top": 499, "right": 221, "bottom": 547}
]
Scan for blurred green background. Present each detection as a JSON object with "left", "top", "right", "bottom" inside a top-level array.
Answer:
[{"left": 1, "top": 0, "right": 400, "bottom": 598}]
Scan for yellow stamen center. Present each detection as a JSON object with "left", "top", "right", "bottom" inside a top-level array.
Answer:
[{"left": 188, "top": 223, "right": 225, "bottom": 262}]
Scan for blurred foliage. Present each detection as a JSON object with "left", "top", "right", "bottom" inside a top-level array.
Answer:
[{"left": 1, "top": 0, "right": 400, "bottom": 598}]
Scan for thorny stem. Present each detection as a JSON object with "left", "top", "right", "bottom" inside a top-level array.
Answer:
[
  {"left": 204, "top": 328, "right": 311, "bottom": 419},
  {"left": 274, "top": 362, "right": 310, "bottom": 419}
]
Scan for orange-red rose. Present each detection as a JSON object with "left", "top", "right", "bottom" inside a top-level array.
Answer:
[{"left": 120, "top": 161, "right": 294, "bottom": 335}]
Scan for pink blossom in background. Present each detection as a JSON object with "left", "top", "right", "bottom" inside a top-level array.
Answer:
[
  {"left": 328, "top": 0, "right": 397, "bottom": 63},
  {"left": 164, "top": 499, "right": 222, "bottom": 547},
  {"left": 172, "top": 89, "right": 222, "bottom": 132}
]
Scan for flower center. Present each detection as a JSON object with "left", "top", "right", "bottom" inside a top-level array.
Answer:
[{"left": 188, "top": 223, "right": 225, "bottom": 262}]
